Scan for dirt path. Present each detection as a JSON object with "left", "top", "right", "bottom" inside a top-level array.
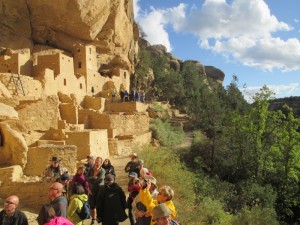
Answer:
[{"left": 174, "top": 131, "right": 193, "bottom": 150}]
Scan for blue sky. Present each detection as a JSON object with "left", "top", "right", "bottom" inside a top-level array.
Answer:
[{"left": 133, "top": 0, "right": 300, "bottom": 101}]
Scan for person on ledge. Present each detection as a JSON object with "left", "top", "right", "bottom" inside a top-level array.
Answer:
[
  {"left": 0, "top": 195, "right": 28, "bottom": 225},
  {"left": 124, "top": 153, "right": 139, "bottom": 176},
  {"left": 44, "top": 156, "right": 67, "bottom": 182}
]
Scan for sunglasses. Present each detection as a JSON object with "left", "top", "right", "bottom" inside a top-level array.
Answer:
[
  {"left": 48, "top": 187, "right": 59, "bottom": 191},
  {"left": 5, "top": 200, "right": 15, "bottom": 205}
]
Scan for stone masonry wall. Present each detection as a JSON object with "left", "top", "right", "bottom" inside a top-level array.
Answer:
[
  {"left": 16, "top": 96, "right": 59, "bottom": 131},
  {"left": 65, "top": 130, "right": 109, "bottom": 161},
  {"left": 24, "top": 145, "right": 77, "bottom": 176}
]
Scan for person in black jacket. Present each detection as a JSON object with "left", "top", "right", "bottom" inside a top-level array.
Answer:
[
  {"left": 0, "top": 195, "right": 28, "bottom": 225},
  {"left": 96, "top": 174, "right": 128, "bottom": 225}
]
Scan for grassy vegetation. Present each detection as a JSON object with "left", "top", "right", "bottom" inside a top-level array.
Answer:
[
  {"left": 136, "top": 145, "right": 279, "bottom": 225},
  {"left": 150, "top": 118, "right": 185, "bottom": 147}
]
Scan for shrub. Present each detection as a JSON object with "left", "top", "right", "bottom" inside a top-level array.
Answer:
[
  {"left": 150, "top": 118, "right": 185, "bottom": 147},
  {"left": 231, "top": 206, "right": 279, "bottom": 225}
]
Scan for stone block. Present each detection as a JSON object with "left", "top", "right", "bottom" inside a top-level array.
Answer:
[{"left": 24, "top": 145, "right": 77, "bottom": 176}]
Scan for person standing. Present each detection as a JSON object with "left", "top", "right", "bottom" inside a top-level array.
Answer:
[
  {"left": 132, "top": 175, "right": 159, "bottom": 225},
  {"left": 67, "top": 183, "right": 88, "bottom": 225},
  {"left": 37, "top": 204, "right": 73, "bottom": 225},
  {"left": 86, "top": 156, "right": 105, "bottom": 225},
  {"left": 102, "top": 158, "right": 116, "bottom": 177},
  {"left": 0, "top": 195, "right": 28, "bottom": 225},
  {"left": 151, "top": 204, "right": 180, "bottom": 225},
  {"left": 124, "top": 153, "right": 139, "bottom": 176},
  {"left": 96, "top": 174, "right": 128, "bottom": 225},
  {"left": 48, "top": 182, "right": 68, "bottom": 218},
  {"left": 84, "top": 156, "right": 94, "bottom": 177},
  {"left": 72, "top": 165, "right": 90, "bottom": 195}
]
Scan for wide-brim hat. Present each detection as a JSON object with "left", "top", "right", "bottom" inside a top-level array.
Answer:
[
  {"left": 49, "top": 156, "right": 61, "bottom": 162},
  {"left": 144, "top": 175, "right": 157, "bottom": 188},
  {"left": 128, "top": 172, "right": 138, "bottom": 178},
  {"left": 152, "top": 204, "right": 172, "bottom": 221},
  {"left": 129, "top": 152, "right": 137, "bottom": 158}
]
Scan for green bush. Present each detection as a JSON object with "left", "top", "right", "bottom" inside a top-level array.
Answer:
[
  {"left": 231, "top": 207, "right": 279, "bottom": 225},
  {"left": 136, "top": 146, "right": 198, "bottom": 224},
  {"left": 150, "top": 118, "right": 185, "bottom": 147}
]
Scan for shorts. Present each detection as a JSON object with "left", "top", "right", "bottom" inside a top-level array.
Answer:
[{"left": 88, "top": 193, "right": 97, "bottom": 209}]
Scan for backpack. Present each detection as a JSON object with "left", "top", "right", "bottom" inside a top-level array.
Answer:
[{"left": 76, "top": 198, "right": 91, "bottom": 220}]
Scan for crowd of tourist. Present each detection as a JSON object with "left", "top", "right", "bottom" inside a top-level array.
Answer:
[
  {"left": 0, "top": 153, "right": 179, "bottom": 225},
  {"left": 118, "top": 89, "right": 146, "bottom": 103}
]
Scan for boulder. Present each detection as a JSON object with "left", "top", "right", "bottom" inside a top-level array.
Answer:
[{"left": 0, "top": 103, "right": 18, "bottom": 120}]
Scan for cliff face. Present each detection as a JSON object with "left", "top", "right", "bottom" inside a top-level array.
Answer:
[
  {"left": 139, "top": 39, "right": 225, "bottom": 83},
  {"left": 0, "top": 0, "right": 138, "bottom": 72}
]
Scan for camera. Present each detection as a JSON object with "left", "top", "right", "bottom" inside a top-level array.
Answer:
[{"left": 141, "top": 178, "right": 149, "bottom": 189}]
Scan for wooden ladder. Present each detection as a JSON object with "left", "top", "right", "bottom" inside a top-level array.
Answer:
[{"left": 7, "top": 73, "right": 25, "bottom": 96}]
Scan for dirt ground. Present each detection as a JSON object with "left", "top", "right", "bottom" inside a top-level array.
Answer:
[{"left": 0, "top": 155, "right": 132, "bottom": 225}]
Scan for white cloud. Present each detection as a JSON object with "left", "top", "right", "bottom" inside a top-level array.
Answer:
[
  {"left": 134, "top": 3, "right": 187, "bottom": 51},
  {"left": 133, "top": 0, "right": 140, "bottom": 19},
  {"left": 242, "top": 83, "right": 299, "bottom": 102},
  {"left": 134, "top": 0, "right": 300, "bottom": 72}
]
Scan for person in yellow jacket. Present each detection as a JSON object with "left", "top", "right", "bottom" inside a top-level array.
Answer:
[
  {"left": 139, "top": 182, "right": 177, "bottom": 225},
  {"left": 67, "top": 183, "right": 88, "bottom": 225}
]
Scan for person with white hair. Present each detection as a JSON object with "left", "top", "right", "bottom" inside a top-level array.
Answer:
[{"left": 152, "top": 204, "right": 180, "bottom": 225}]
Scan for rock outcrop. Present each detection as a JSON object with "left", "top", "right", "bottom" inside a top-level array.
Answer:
[{"left": 139, "top": 38, "right": 225, "bottom": 83}]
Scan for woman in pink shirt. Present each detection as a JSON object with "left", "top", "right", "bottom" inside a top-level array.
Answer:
[{"left": 37, "top": 204, "right": 73, "bottom": 225}]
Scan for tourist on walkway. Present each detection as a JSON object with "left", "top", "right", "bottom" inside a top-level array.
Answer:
[
  {"left": 102, "top": 158, "right": 116, "bottom": 177},
  {"left": 137, "top": 160, "right": 150, "bottom": 179},
  {"left": 132, "top": 175, "right": 158, "bottom": 225},
  {"left": 72, "top": 165, "right": 90, "bottom": 195},
  {"left": 37, "top": 204, "right": 73, "bottom": 225},
  {"left": 127, "top": 177, "right": 141, "bottom": 225},
  {"left": 0, "top": 195, "right": 28, "bottom": 225},
  {"left": 139, "top": 184, "right": 177, "bottom": 223},
  {"left": 86, "top": 157, "right": 105, "bottom": 225},
  {"left": 96, "top": 174, "right": 128, "bottom": 225},
  {"left": 59, "top": 172, "right": 72, "bottom": 201},
  {"left": 48, "top": 182, "right": 68, "bottom": 218},
  {"left": 84, "top": 156, "right": 94, "bottom": 176},
  {"left": 67, "top": 183, "right": 88, "bottom": 225},
  {"left": 124, "top": 153, "right": 139, "bottom": 176},
  {"left": 152, "top": 204, "right": 180, "bottom": 225}
]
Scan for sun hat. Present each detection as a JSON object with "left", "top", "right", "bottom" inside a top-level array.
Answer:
[
  {"left": 128, "top": 172, "right": 138, "bottom": 178},
  {"left": 49, "top": 156, "right": 61, "bottom": 162},
  {"left": 137, "top": 159, "right": 144, "bottom": 165},
  {"left": 129, "top": 153, "right": 138, "bottom": 158},
  {"left": 144, "top": 175, "right": 157, "bottom": 188},
  {"left": 152, "top": 204, "right": 172, "bottom": 221}
]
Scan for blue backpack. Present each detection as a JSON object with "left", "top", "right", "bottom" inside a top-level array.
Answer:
[{"left": 76, "top": 198, "right": 91, "bottom": 220}]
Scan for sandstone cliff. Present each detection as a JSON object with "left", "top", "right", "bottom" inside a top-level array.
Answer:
[{"left": 0, "top": 0, "right": 138, "bottom": 72}]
